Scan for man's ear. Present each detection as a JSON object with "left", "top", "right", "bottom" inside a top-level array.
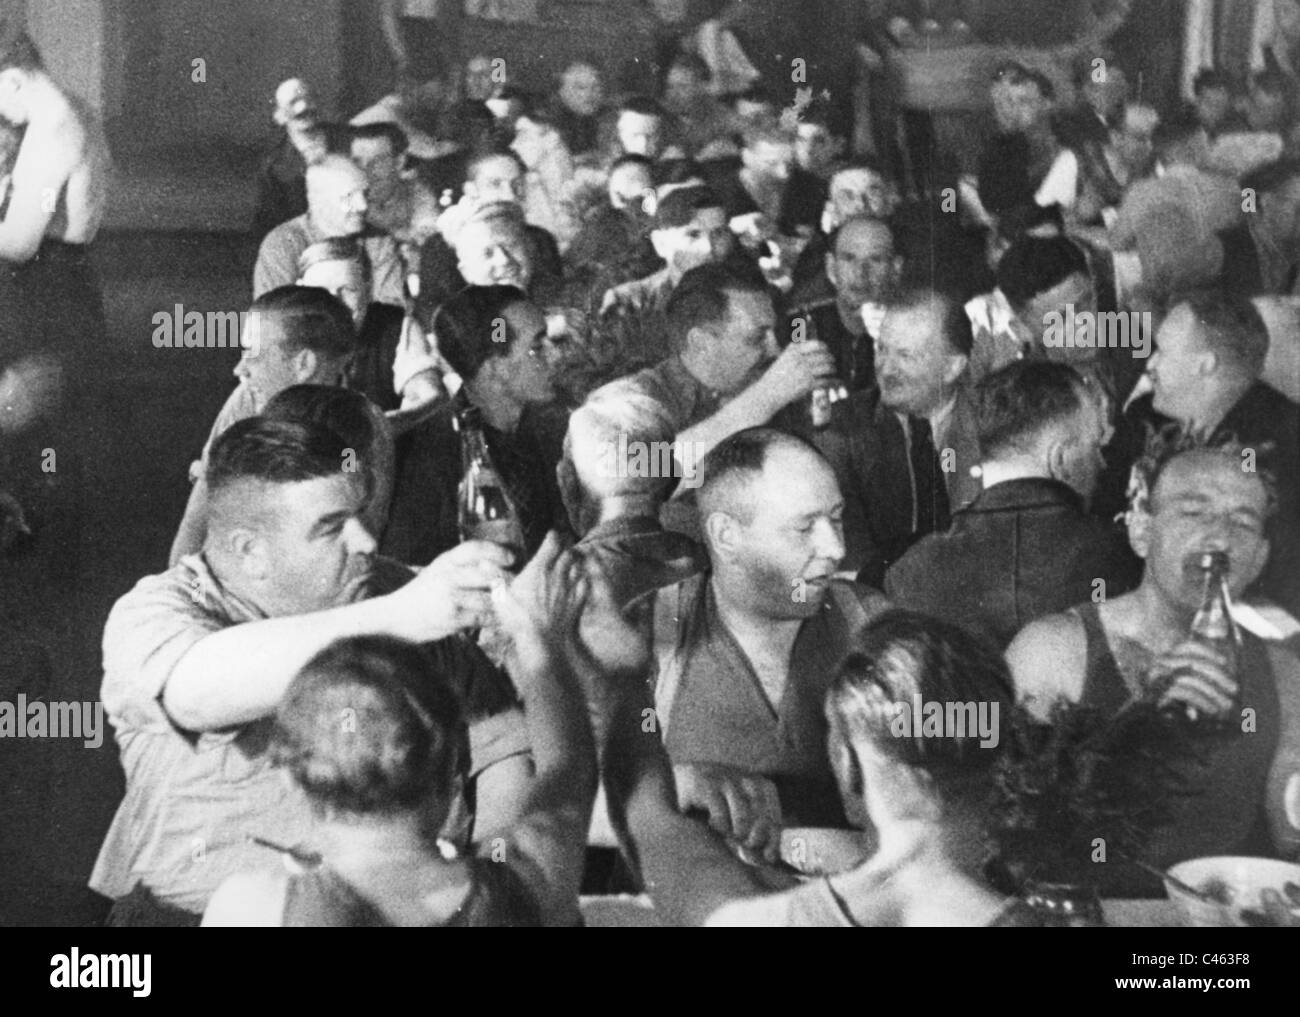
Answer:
[
  {"left": 1045, "top": 438, "right": 1069, "bottom": 481},
  {"left": 1199, "top": 348, "right": 1220, "bottom": 378},
  {"left": 650, "top": 228, "right": 673, "bottom": 262},
  {"left": 225, "top": 526, "right": 270, "bottom": 581},
  {"left": 824, "top": 250, "right": 838, "bottom": 288},
  {"left": 703, "top": 510, "right": 741, "bottom": 558},
  {"left": 463, "top": 180, "right": 480, "bottom": 203},
  {"left": 292, "top": 347, "right": 318, "bottom": 382},
  {"left": 682, "top": 323, "right": 711, "bottom": 358},
  {"left": 1127, "top": 501, "right": 1153, "bottom": 559}
]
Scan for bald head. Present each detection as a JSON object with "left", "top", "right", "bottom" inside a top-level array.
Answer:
[
  {"left": 306, "top": 155, "right": 369, "bottom": 237},
  {"left": 698, "top": 428, "right": 833, "bottom": 525}
]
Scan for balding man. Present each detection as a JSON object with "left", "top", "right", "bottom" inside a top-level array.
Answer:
[
  {"left": 251, "top": 78, "right": 333, "bottom": 237},
  {"left": 821, "top": 288, "right": 982, "bottom": 586},
  {"left": 653, "top": 428, "right": 888, "bottom": 853},
  {"left": 253, "top": 154, "right": 406, "bottom": 305}
]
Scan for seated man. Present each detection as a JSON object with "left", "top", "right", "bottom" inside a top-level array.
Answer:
[
  {"left": 416, "top": 147, "right": 563, "bottom": 316},
  {"left": 603, "top": 95, "right": 678, "bottom": 174},
  {"left": 544, "top": 59, "right": 606, "bottom": 159},
  {"left": 654, "top": 428, "right": 889, "bottom": 838},
  {"left": 790, "top": 159, "right": 899, "bottom": 297},
  {"left": 349, "top": 121, "right": 441, "bottom": 248},
  {"left": 886, "top": 360, "right": 1139, "bottom": 650},
  {"left": 623, "top": 262, "right": 836, "bottom": 465},
  {"left": 823, "top": 288, "right": 982, "bottom": 585},
  {"left": 253, "top": 154, "right": 405, "bottom": 305},
  {"left": 382, "top": 285, "right": 568, "bottom": 568},
  {"left": 600, "top": 184, "right": 733, "bottom": 326},
  {"left": 168, "top": 286, "right": 393, "bottom": 566},
  {"left": 659, "top": 53, "right": 737, "bottom": 163},
  {"left": 564, "top": 154, "right": 659, "bottom": 284},
  {"left": 702, "top": 116, "right": 824, "bottom": 242},
  {"left": 784, "top": 216, "right": 901, "bottom": 393},
  {"left": 251, "top": 78, "right": 336, "bottom": 238},
  {"left": 560, "top": 378, "right": 705, "bottom": 611},
  {"left": 92, "top": 418, "right": 528, "bottom": 924},
  {"left": 1006, "top": 433, "right": 1300, "bottom": 895}
]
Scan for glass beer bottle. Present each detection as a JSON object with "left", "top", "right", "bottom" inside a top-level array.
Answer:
[
  {"left": 455, "top": 411, "right": 526, "bottom": 565},
  {"left": 1167, "top": 550, "right": 1241, "bottom": 729}
]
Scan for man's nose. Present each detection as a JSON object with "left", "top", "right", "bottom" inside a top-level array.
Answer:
[
  {"left": 344, "top": 516, "right": 378, "bottom": 556},
  {"left": 814, "top": 517, "right": 846, "bottom": 564},
  {"left": 234, "top": 356, "right": 250, "bottom": 380}
]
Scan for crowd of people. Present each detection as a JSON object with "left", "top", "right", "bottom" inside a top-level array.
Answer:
[{"left": 3, "top": 9, "right": 1300, "bottom": 927}]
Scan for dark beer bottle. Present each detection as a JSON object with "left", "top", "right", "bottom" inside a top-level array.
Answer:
[
  {"left": 795, "top": 308, "right": 847, "bottom": 430},
  {"left": 455, "top": 410, "right": 525, "bottom": 565}
]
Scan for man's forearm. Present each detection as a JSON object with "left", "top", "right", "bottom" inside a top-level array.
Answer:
[
  {"left": 676, "top": 379, "right": 786, "bottom": 462},
  {"left": 162, "top": 595, "right": 400, "bottom": 732}
]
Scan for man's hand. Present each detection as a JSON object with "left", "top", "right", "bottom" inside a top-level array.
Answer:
[
  {"left": 385, "top": 540, "right": 516, "bottom": 642},
  {"left": 674, "top": 762, "right": 783, "bottom": 864},
  {"left": 1147, "top": 638, "right": 1239, "bottom": 722},
  {"left": 754, "top": 338, "right": 837, "bottom": 410},
  {"left": 490, "top": 532, "right": 575, "bottom": 687}
]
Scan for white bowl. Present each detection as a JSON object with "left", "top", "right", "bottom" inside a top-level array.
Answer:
[{"left": 1165, "top": 856, "right": 1300, "bottom": 928}]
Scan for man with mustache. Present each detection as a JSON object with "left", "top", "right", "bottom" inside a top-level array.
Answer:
[
  {"left": 653, "top": 428, "right": 888, "bottom": 859},
  {"left": 95, "top": 418, "right": 529, "bottom": 925}
]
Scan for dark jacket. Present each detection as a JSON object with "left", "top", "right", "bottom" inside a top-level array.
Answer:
[{"left": 884, "top": 477, "right": 1141, "bottom": 650}]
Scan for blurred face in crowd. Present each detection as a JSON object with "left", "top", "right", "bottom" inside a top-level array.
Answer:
[
  {"left": 1131, "top": 451, "right": 1269, "bottom": 611},
  {"left": 490, "top": 300, "right": 556, "bottom": 404},
  {"left": 608, "top": 161, "right": 654, "bottom": 212},
  {"left": 617, "top": 110, "right": 664, "bottom": 158},
  {"left": 238, "top": 472, "right": 376, "bottom": 616},
  {"left": 308, "top": 159, "right": 370, "bottom": 237},
  {"left": 992, "top": 77, "right": 1048, "bottom": 133},
  {"left": 709, "top": 443, "right": 846, "bottom": 620},
  {"left": 875, "top": 302, "right": 967, "bottom": 418},
  {"left": 1082, "top": 67, "right": 1128, "bottom": 121},
  {"left": 690, "top": 288, "right": 778, "bottom": 395},
  {"left": 297, "top": 258, "right": 370, "bottom": 327},
  {"left": 742, "top": 137, "right": 795, "bottom": 188},
  {"left": 1194, "top": 84, "right": 1232, "bottom": 130},
  {"left": 455, "top": 216, "right": 533, "bottom": 290},
  {"left": 1016, "top": 269, "right": 1095, "bottom": 355},
  {"left": 350, "top": 136, "right": 404, "bottom": 206},
  {"left": 233, "top": 313, "right": 338, "bottom": 413},
  {"left": 464, "top": 55, "right": 498, "bottom": 102},
  {"left": 1112, "top": 106, "right": 1157, "bottom": 174},
  {"left": 826, "top": 218, "right": 901, "bottom": 308},
  {"left": 829, "top": 167, "right": 893, "bottom": 222},
  {"left": 651, "top": 205, "right": 732, "bottom": 276},
  {"left": 796, "top": 122, "right": 841, "bottom": 177},
  {"left": 274, "top": 78, "right": 317, "bottom": 127},
  {"left": 559, "top": 63, "right": 604, "bottom": 117},
  {"left": 663, "top": 63, "right": 707, "bottom": 115},
  {"left": 1146, "top": 304, "right": 1213, "bottom": 423},
  {"left": 466, "top": 154, "right": 526, "bottom": 206}
]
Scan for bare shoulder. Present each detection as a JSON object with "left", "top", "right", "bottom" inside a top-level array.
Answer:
[
  {"left": 1004, "top": 610, "right": 1088, "bottom": 718},
  {"left": 201, "top": 870, "right": 288, "bottom": 927}
]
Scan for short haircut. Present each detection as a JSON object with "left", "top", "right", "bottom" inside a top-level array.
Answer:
[
  {"left": 1172, "top": 290, "right": 1270, "bottom": 378},
  {"left": 975, "top": 360, "right": 1090, "bottom": 460},
  {"left": 996, "top": 235, "right": 1089, "bottom": 309},
  {"left": 1193, "top": 68, "right": 1230, "bottom": 95},
  {"left": 828, "top": 215, "right": 893, "bottom": 257},
  {"left": 653, "top": 184, "right": 723, "bottom": 230},
  {"left": 828, "top": 610, "right": 1014, "bottom": 779},
  {"left": 271, "top": 636, "right": 467, "bottom": 816},
  {"left": 465, "top": 145, "right": 527, "bottom": 182},
  {"left": 889, "top": 288, "right": 974, "bottom": 358},
  {"left": 349, "top": 120, "right": 409, "bottom": 157},
  {"left": 206, "top": 416, "right": 351, "bottom": 496},
  {"left": 457, "top": 198, "right": 527, "bottom": 236},
  {"left": 665, "top": 261, "right": 769, "bottom": 353},
  {"left": 248, "top": 285, "right": 357, "bottom": 358},
  {"left": 1129, "top": 424, "right": 1277, "bottom": 520},
  {"left": 741, "top": 115, "right": 795, "bottom": 152},
  {"left": 0, "top": 19, "right": 41, "bottom": 72},
  {"left": 618, "top": 95, "right": 665, "bottom": 119},
  {"left": 433, "top": 284, "right": 530, "bottom": 380},
  {"left": 567, "top": 378, "right": 679, "bottom": 499},
  {"left": 297, "top": 237, "right": 369, "bottom": 279},
  {"left": 611, "top": 152, "right": 654, "bottom": 176},
  {"left": 697, "top": 427, "right": 823, "bottom": 522},
  {"left": 262, "top": 384, "right": 376, "bottom": 459}
]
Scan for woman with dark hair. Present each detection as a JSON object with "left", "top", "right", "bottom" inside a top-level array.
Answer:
[{"left": 202, "top": 540, "right": 598, "bottom": 927}]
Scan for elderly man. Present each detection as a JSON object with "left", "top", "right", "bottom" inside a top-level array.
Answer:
[
  {"left": 253, "top": 154, "right": 406, "bottom": 305},
  {"left": 382, "top": 285, "right": 568, "bottom": 568},
  {"left": 167, "top": 286, "right": 394, "bottom": 565},
  {"left": 94, "top": 417, "right": 528, "bottom": 924},
  {"left": 786, "top": 216, "right": 901, "bottom": 393},
  {"left": 886, "top": 360, "right": 1139, "bottom": 650},
  {"left": 791, "top": 160, "right": 898, "bottom": 296},
  {"left": 1007, "top": 435, "right": 1300, "bottom": 895},
  {"left": 654, "top": 428, "right": 888, "bottom": 845},
  {"left": 600, "top": 185, "right": 733, "bottom": 325},
  {"left": 823, "top": 289, "right": 981, "bottom": 586},
  {"left": 251, "top": 78, "right": 334, "bottom": 237}
]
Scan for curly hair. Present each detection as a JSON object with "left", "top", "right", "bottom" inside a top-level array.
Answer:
[{"left": 271, "top": 636, "right": 467, "bottom": 818}]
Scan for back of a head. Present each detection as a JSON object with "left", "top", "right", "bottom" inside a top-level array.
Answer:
[
  {"left": 995, "top": 235, "right": 1088, "bottom": 310},
  {"left": 262, "top": 384, "right": 376, "bottom": 459},
  {"left": 653, "top": 184, "right": 722, "bottom": 232},
  {"left": 696, "top": 427, "right": 820, "bottom": 525},
  {"left": 249, "top": 285, "right": 357, "bottom": 360},
  {"left": 665, "top": 261, "right": 768, "bottom": 354},
  {"left": 350, "top": 120, "right": 410, "bottom": 158},
  {"left": 567, "top": 378, "right": 679, "bottom": 500},
  {"left": 272, "top": 636, "right": 466, "bottom": 818},
  {"left": 0, "top": 18, "right": 41, "bottom": 72},
  {"left": 889, "top": 287, "right": 975, "bottom": 359},
  {"left": 307, "top": 153, "right": 363, "bottom": 194},
  {"left": 829, "top": 610, "right": 1014, "bottom": 786},
  {"left": 976, "top": 360, "right": 1088, "bottom": 462},
  {"left": 297, "top": 237, "right": 369, "bottom": 280},
  {"left": 434, "top": 283, "right": 529, "bottom": 380},
  {"left": 1174, "top": 289, "right": 1270, "bottom": 380},
  {"left": 456, "top": 198, "right": 527, "bottom": 239}
]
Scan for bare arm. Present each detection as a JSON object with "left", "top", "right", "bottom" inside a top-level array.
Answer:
[
  {"left": 162, "top": 541, "right": 514, "bottom": 732},
  {"left": 0, "top": 121, "right": 73, "bottom": 261}
]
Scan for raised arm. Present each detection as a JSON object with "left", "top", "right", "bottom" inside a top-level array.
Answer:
[{"left": 0, "top": 120, "right": 73, "bottom": 260}]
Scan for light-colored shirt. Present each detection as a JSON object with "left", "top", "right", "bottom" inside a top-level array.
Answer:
[{"left": 252, "top": 213, "right": 406, "bottom": 306}]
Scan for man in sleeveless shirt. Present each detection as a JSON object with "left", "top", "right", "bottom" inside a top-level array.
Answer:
[{"left": 1007, "top": 436, "right": 1300, "bottom": 895}]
